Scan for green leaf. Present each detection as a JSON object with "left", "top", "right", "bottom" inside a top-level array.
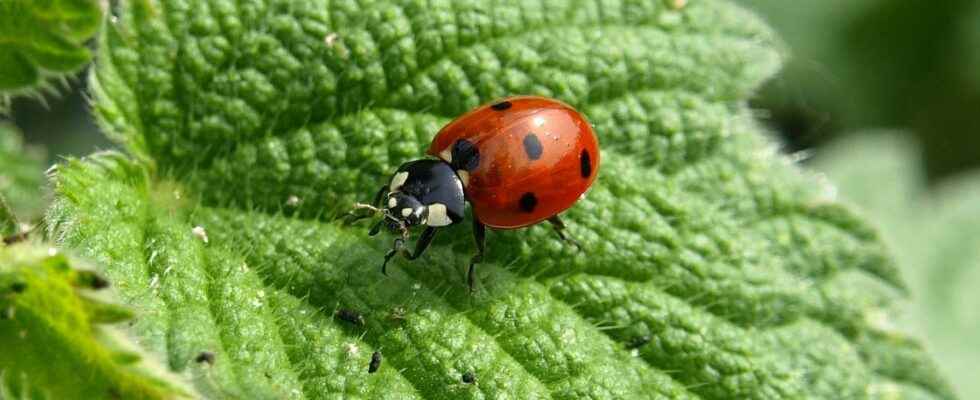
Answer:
[
  {"left": 0, "top": 0, "right": 103, "bottom": 109},
  {"left": 0, "top": 196, "right": 16, "bottom": 239},
  {"left": 813, "top": 133, "right": 980, "bottom": 399},
  {"left": 0, "top": 124, "right": 45, "bottom": 223},
  {"left": 0, "top": 242, "right": 195, "bottom": 399},
  {"left": 44, "top": 0, "right": 954, "bottom": 398}
]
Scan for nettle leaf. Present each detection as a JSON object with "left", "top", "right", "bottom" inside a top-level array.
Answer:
[
  {"left": 0, "top": 242, "right": 194, "bottom": 399},
  {"left": 45, "top": 0, "right": 953, "bottom": 398},
  {"left": 0, "top": 197, "right": 15, "bottom": 238},
  {"left": 0, "top": 124, "right": 45, "bottom": 223},
  {"left": 0, "top": 0, "right": 103, "bottom": 109},
  {"left": 814, "top": 133, "right": 980, "bottom": 399}
]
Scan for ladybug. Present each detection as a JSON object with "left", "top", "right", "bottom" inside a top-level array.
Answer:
[{"left": 347, "top": 96, "right": 600, "bottom": 290}]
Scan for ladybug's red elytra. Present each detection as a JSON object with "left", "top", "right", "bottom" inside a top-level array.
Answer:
[{"left": 347, "top": 96, "right": 600, "bottom": 290}]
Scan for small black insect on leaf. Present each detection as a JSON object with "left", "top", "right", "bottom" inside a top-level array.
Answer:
[
  {"left": 195, "top": 351, "right": 216, "bottom": 365},
  {"left": 387, "top": 306, "right": 406, "bottom": 322},
  {"left": 462, "top": 371, "right": 476, "bottom": 384},
  {"left": 369, "top": 351, "right": 382, "bottom": 373},
  {"left": 90, "top": 274, "right": 110, "bottom": 289},
  {"left": 336, "top": 308, "right": 365, "bottom": 326},
  {"left": 626, "top": 335, "right": 651, "bottom": 349},
  {"left": 2, "top": 231, "right": 29, "bottom": 245}
]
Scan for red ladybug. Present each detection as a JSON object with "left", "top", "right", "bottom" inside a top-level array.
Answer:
[{"left": 348, "top": 96, "right": 600, "bottom": 290}]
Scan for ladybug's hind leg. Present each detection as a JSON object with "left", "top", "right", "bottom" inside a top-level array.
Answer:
[
  {"left": 467, "top": 221, "right": 486, "bottom": 292},
  {"left": 547, "top": 216, "right": 583, "bottom": 251}
]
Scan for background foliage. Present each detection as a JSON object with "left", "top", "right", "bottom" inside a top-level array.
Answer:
[
  {"left": 739, "top": 0, "right": 980, "bottom": 180},
  {"left": 0, "top": 0, "right": 103, "bottom": 112},
  {"left": 813, "top": 133, "right": 980, "bottom": 400},
  {"left": 1, "top": 0, "right": 977, "bottom": 398}
]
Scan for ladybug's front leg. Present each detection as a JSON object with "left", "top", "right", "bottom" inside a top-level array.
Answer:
[
  {"left": 380, "top": 227, "right": 439, "bottom": 276},
  {"left": 381, "top": 238, "right": 405, "bottom": 276},
  {"left": 468, "top": 221, "right": 486, "bottom": 292}
]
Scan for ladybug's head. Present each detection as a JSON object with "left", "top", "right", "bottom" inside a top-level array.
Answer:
[{"left": 383, "top": 192, "right": 428, "bottom": 230}]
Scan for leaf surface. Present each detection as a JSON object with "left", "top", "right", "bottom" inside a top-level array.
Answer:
[
  {"left": 0, "top": 0, "right": 103, "bottom": 109},
  {"left": 45, "top": 0, "right": 956, "bottom": 398},
  {"left": 0, "top": 242, "right": 194, "bottom": 399},
  {"left": 0, "top": 124, "right": 45, "bottom": 221}
]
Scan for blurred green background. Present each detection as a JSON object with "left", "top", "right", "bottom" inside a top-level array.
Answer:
[
  {"left": 10, "top": 0, "right": 980, "bottom": 181},
  {"left": 739, "top": 0, "right": 980, "bottom": 182},
  {"left": 3, "top": 0, "right": 979, "bottom": 398}
]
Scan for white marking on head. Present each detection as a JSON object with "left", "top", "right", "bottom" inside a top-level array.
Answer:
[
  {"left": 388, "top": 197, "right": 398, "bottom": 208},
  {"left": 389, "top": 171, "right": 409, "bottom": 191},
  {"left": 401, "top": 207, "right": 412, "bottom": 217},
  {"left": 457, "top": 170, "right": 470, "bottom": 187},
  {"left": 439, "top": 147, "right": 453, "bottom": 162},
  {"left": 426, "top": 203, "right": 453, "bottom": 227}
]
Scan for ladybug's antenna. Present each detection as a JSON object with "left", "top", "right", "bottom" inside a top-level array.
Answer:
[
  {"left": 345, "top": 202, "right": 410, "bottom": 238},
  {"left": 352, "top": 202, "right": 381, "bottom": 213},
  {"left": 341, "top": 202, "right": 383, "bottom": 226}
]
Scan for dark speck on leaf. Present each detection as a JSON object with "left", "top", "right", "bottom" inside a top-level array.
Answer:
[
  {"left": 462, "top": 371, "right": 476, "bottom": 384},
  {"left": 77, "top": 270, "right": 110, "bottom": 290},
  {"left": 369, "top": 351, "right": 382, "bottom": 373},
  {"left": 336, "top": 308, "right": 365, "bottom": 326},
  {"left": 90, "top": 274, "right": 110, "bottom": 289},
  {"left": 195, "top": 351, "right": 216, "bottom": 365},
  {"left": 627, "top": 335, "right": 651, "bottom": 349},
  {"left": 9, "top": 281, "right": 27, "bottom": 293}
]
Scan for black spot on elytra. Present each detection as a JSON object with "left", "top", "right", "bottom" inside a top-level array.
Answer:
[
  {"left": 369, "top": 351, "right": 382, "bottom": 373},
  {"left": 519, "top": 192, "right": 537, "bottom": 212},
  {"left": 490, "top": 101, "right": 512, "bottom": 111},
  {"left": 452, "top": 139, "right": 480, "bottom": 171},
  {"left": 523, "top": 133, "right": 543, "bottom": 160},
  {"left": 580, "top": 149, "right": 592, "bottom": 178}
]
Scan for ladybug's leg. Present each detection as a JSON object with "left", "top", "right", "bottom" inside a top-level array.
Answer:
[
  {"left": 468, "top": 221, "right": 486, "bottom": 292},
  {"left": 368, "top": 219, "right": 385, "bottom": 236},
  {"left": 381, "top": 238, "right": 405, "bottom": 276},
  {"left": 547, "top": 216, "right": 583, "bottom": 251},
  {"left": 380, "top": 227, "right": 438, "bottom": 276},
  {"left": 405, "top": 227, "right": 438, "bottom": 260}
]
